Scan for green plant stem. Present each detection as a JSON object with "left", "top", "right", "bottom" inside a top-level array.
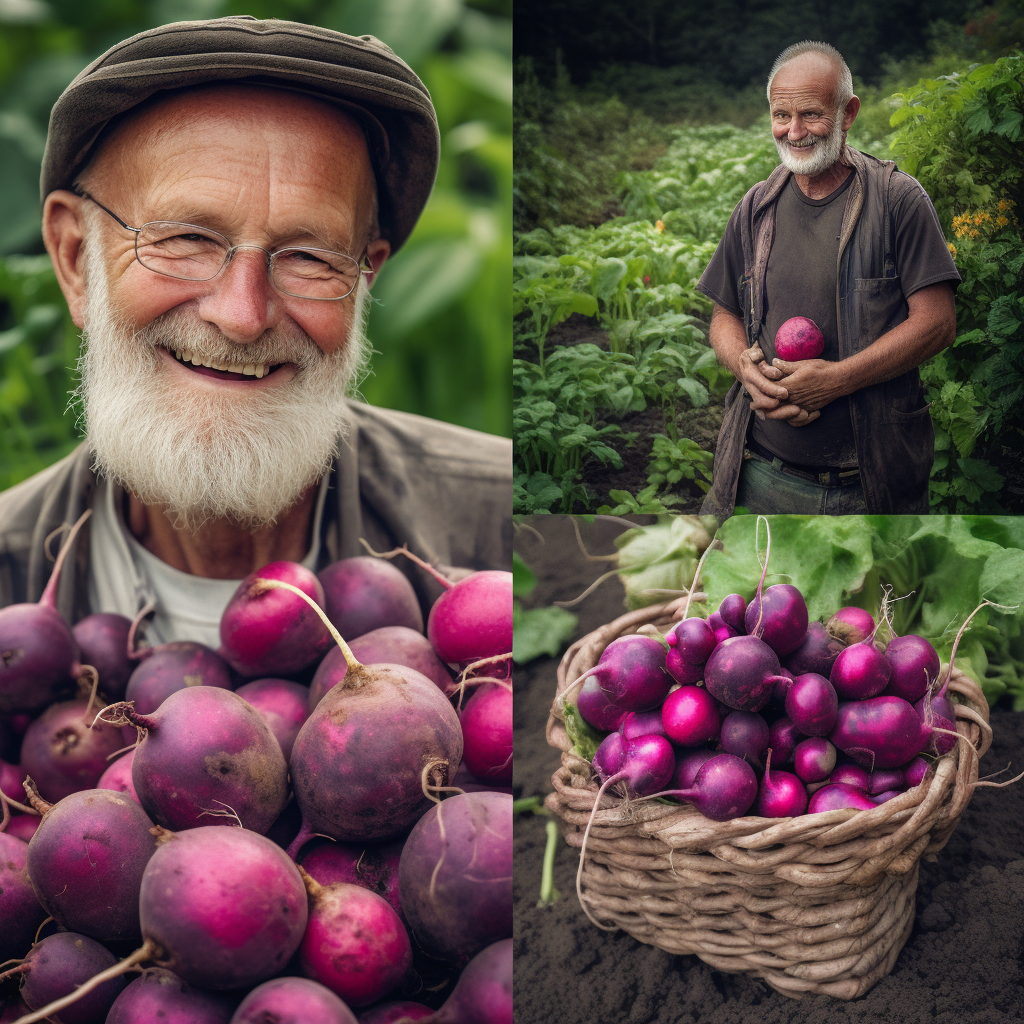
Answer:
[{"left": 538, "top": 818, "right": 561, "bottom": 906}]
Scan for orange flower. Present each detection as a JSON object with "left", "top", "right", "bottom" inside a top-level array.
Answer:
[{"left": 655, "top": 220, "right": 665, "bottom": 232}]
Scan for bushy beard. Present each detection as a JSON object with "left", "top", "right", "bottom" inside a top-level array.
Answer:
[
  {"left": 774, "top": 113, "right": 846, "bottom": 177},
  {"left": 75, "top": 233, "right": 370, "bottom": 532}
]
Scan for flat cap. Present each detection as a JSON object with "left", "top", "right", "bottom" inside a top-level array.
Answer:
[{"left": 41, "top": 16, "right": 440, "bottom": 252}]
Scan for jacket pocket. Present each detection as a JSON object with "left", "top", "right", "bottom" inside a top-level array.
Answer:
[{"left": 850, "top": 276, "right": 908, "bottom": 349}]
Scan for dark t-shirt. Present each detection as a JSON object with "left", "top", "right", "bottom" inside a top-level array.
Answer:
[{"left": 698, "top": 160, "right": 960, "bottom": 469}]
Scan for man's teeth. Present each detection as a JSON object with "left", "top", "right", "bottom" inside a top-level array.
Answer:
[{"left": 172, "top": 348, "right": 268, "bottom": 378}]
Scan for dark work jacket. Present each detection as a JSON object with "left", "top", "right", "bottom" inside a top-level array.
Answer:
[
  {"left": 700, "top": 146, "right": 944, "bottom": 520},
  {"left": 0, "top": 400, "right": 512, "bottom": 622}
]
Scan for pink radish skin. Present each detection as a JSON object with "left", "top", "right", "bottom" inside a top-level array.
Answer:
[
  {"left": 19, "top": 931, "right": 127, "bottom": 1023},
  {"left": 398, "top": 792, "right": 512, "bottom": 968},
  {"left": 883, "top": 635, "right": 940, "bottom": 702},
  {"left": 421, "top": 938, "right": 512, "bottom": 1024},
  {"left": 869, "top": 768, "right": 905, "bottom": 795},
  {"left": 808, "top": 784, "right": 877, "bottom": 813},
  {"left": 234, "top": 678, "right": 311, "bottom": 762},
  {"left": 26, "top": 788, "right": 157, "bottom": 942},
  {"left": 784, "top": 621, "right": 844, "bottom": 677},
  {"left": 707, "top": 611, "right": 739, "bottom": 644},
  {"left": 665, "top": 617, "right": 716, "bottom": 685},
  {"left": 592, "top": 732, "right": 628, "bottom": 781},
  {"left": 299, "top": 838, "right": 404, "bottom": 921},
  {"left": 829, "top": 696, "right": 933, "bottom": 768},
  {"left": 20, "top": 699, "right": 126, "bottom": 802},
  {"left": 916, "top": 688, "right": 958, "bottom": 756},
  {"left": 0, "top": 758, "right": 26, "bottom": 802},
  {"left": 830, "top": 642, "right": 890, "bottom": 700},
  {"left": 98, "top": 749, "right": 139, "bottom": 803},
  {"left": 586, "top": 635, "right": 672, "bottom": 712},
  {"left": 231, "top": 977, "right": 357, "bottom": 1023},
  {"left": 613, "top": 735, "right": 676, "bottom": 796},
  {"left": 705, "top": 634, "right": 790, "bottom": 713},
  {"left": 720, "top": 710, "right": 769, "bottom": 768},
  {"left": 671, "top": 748, "right": 718, "bottom": 789},
  {"left": 756, "top": 749, "right": 807, "bottom": 817},
  {"left": 717, "top": 594, "right": 747, "bottom": 632},
  {"left": 784, "top": 673, "right": 839, "bottom": 737},
  {"left": 745, "top": 584, "right": 808, "bottom": 657},
  {"left": 298, "top": 873, "right": 412, "bottom": 1007},
  {"left": 872, "top": 789, "right": 905, "bottom": 804},
  {"left": 620, "top": 709, "right": 668, "bottom": 741},
  {"left": 768, "top": 717, "right": 801, "bottom": 765},
  {"left": 358, "top": 1002, "right": 433, "bottom": 1023},
  {"left": 576, "top": 676, "right": 629, "bottom": 732},
  {"left": 0, "top": 831, "right": 45, "bottom": 960},
  {"left": 105, "top": 967, "right": 234, "bottom": 1024},
  {"left": 828, "top": 607, "right": 875, "bottom": 644},
  {"left": 124, "top": 642, "right": 233, "bottom": 718},
  {"left": 460, "top": 683, "right": 512, "bottom": 784},
  {"left": 309, "top": 627, "right": 455, "bottom": 710},
  {"left": 6, "top": 813, "right": 39, "bottom": 842},
  {"left": 220, "top": 561, "right": 332, "bottom": 677},
  {"left": 904, "top": 757, "right": 930, "bottom": 788},
  {"left": 792, "top": 737, "right": 837, "bottom": 783},
  {"left": 661, "top": 685, "right": 721, "bottom": 746},
  {"left": 774, "top": 316, "right": 824, "bottom": 360},
  {"left": 666, "top": 752, "right": 759, "bottom": 821},
  {"left": 124, "top": 686, "right": 288, "bottom": 834},
  {"left": 828, "top": 764, "right": 871, "bottom": 790},
  {"left": 319, "top": 556, "right": 424, "bottom": 639},
  {"left": 73, "top": 613, "right": 134, "bottom": 701},
  {"left": 427, "top": 570, "right": 513, "bottom": 670}
]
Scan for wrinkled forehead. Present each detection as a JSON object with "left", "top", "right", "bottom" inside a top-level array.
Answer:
[{"left": 769, "top": 52, "right": 842, "bottom": 107}]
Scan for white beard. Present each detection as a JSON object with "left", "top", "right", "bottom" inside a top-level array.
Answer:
[
  {"left": 76, "top": 234, "right": 370, "bottom": 532},
  {"left": 774, "top": 114, "right": 846, "bottom": 178}
]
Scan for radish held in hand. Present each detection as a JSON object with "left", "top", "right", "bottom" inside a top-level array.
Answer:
[
  {"left": 230, "top": 977, "right": 357, "bottom": 1024},
  {"left": 774, "top": 316, "right": 824, "bottom": 361}
]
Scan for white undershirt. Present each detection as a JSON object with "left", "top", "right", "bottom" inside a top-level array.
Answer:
[{"left": 87, "top": 475, "right": 330, "bottom": 649}]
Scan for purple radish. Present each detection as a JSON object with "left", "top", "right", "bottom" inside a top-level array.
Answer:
[
  {"left": 460, "top": 683, "right": 512, "bottom": 785},
  {"left": 219, "top": 561, "right": 332, "bottom": 677},
  {"left": 665, "top": 752, "right": 758, "bottom": 821},
  {"left": 705, "top": 635, "right": 790, "bottom": 712},
  {"left": 112, "top": 686, "right": 288, "bottom": 833},
  {"left": 620, "top": 709, "right": 668, "bottom": 741},
  {"left": 664, "top": 617, "right": 716, "bottom": 685},
  {"left": 1, "top": 758, "right": 26, "bottom": 802},
  {"left": 719, "top": 710, "right": 769, "bottom": 768},
  {"left": 20, "top": 699, "right": 126, "bottom": 802},
  {"left": 829, "top": 696, "right": 933, "bottom": 768},
  {"left": 808, "top": 784, "right": 877, "bottom": 813},
  {"left": 15, "top": 931, "right": 127, "bottom": 1024},
  {"left": 105, "top": 968, "right": 234, "bottom": 1024},
  {"left": 97, "top": 749, "right": 139, "bottom": 803},
  {"left": 872, "top": 790, "right": 904, "bottom": 804},
  {"left": 0, "top": 831, "right": 46, "bottom": 960},
  {"left": 320, "top": 556, "right": 424, "bottom": 639},
  {"left": 309, "top": 626, "right": 456, "bottom": 710},
  {"left": 575, "top": 676, "right": 629, "bottom": 732},
  {"left": 584, "top": 635, "right": 672, "bottom": 712},
  {"left": 234, "top": 677, "right": 311, "bottom": 762},
  {"left": 0, "top": 510, "right": 91, "bottom": 715},
  {"left": 358, "top": 1003, "right": 433, "bottom": 1023},
  {"left": 399, "top": 793, "right": 512, "bottom": 967},
  {"left": 661, "top": 685, "right": 721, "bottom": 746},
  {"left": 768, "top": 716, "right": 802, "bottom": 765},
  {"left": 717, "top": 593, "right": 747, "bottom": 632},
  {"left": 771, "top": 667, "right": 795, "bottom": 703},
  {"left": 25, "top": 785, "right": 157, "bottom": 942},
  {"left": 231, "top": 977, "right": 357, "bottom": 1023},
  {"left": 830, "top": 641, "right": 890, "bottom": 700},
  {"left": 73, "top": 613, "right": 133, "bottom": 701},
  {"left": 828, "top": 764, "right": 870, "bottom": 790},
  {"left": 707, "top": 610, "right": 738, "bottom": 644},
  {"left": 904, "top": 757, "right": 930, "bottom": 788},
  {"left": 916, "top": 686, "right": 958, "bottom": 756},
  {"left": 792, "top": 737, "right": 837, "bottom": 783},
  {"left": 869, "top": 768, "right": 905, "bottom": 795},
  {"left": 783, "top": 621, "right": 844, "bottom": 677},
  {"left": 745, "top": 584, "right": 808, "bottom": 657},
  {"left": 265, "top": 797, "right": 304, "bottom": 852},
  {"left": 883, "top": 634, "right": 940, "bottom": 702},
  {"left": 756, "top": 749, "right": 807, "bottom": 817},
  {"left": 592, "top": 732, "right": 628, "bottom": 781},
  {"left": 784, "top": 673, "right": 838, "bottom": 737},
  {"left": 671, "top": 748, "right": 718, "bottom": 789},
  {"left": 124, "top": 641, "right": 233, "bottom": 719},
  {"left": 6, "top": 813, "right": 40, "bottom": 842},
  {"left": 612, "top": 734, "right": 676, "bottom": 796},
  {"left": 420, "top": 938, "right": 512, "bottom": 1024},
  {"left": 299, "top": 838, "right": 404, "bottom": 921},
  {"left": 298, "top": 870, "right": 412, "bottom": 1007},
  {"left": 426, "top": 570, "right": 513, "bottom": 674},
  {"left": 828, "top": 607, "right": 875, "bottom": 644}
]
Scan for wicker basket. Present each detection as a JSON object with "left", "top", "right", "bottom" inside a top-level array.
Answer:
[{"left": 544, "top": 603, "right": 993, "bottom": 1000}]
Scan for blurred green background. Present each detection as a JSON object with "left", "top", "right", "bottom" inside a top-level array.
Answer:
[{"left": 0, "top": 0, "right": 511, "bottom": 490}]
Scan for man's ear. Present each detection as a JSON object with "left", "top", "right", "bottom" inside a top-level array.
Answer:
[
  {"left": 42, "top": 190, "right": 90, "bottom": 328},
  {"left": 362, "top": 236, "right": 391, "bottom": 288}
]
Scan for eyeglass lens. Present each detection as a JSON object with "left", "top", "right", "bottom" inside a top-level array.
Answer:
[{"left": 136, "top": 222, "right": 362, "bottom": 299}]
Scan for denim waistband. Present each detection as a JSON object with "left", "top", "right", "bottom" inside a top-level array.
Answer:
[{"left": 744, "top": 439, "right": 861, "bottom": 488}]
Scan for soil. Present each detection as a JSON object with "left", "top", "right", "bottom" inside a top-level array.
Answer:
[{"left": 513, "top": 515, "right": 1024, "bottom": 1024}]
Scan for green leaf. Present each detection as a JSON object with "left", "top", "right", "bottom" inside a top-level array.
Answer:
[
  {"left": 512, "top": 601, "right": 580, "bottom": 664},
  {"left": 563, "top": 700, "right": 603, "bottom": 761},
  {"left": 513, "top": 552, "right": 537, "bottom": 598}
]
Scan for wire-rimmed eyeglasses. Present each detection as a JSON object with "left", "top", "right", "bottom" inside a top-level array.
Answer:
[{"left": 75, "top": 189, "right": 371, "bottom": 301}]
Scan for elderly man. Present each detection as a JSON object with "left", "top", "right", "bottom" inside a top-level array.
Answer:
[
  {"left": 0, "top": 17, "right": 510, "bottom": 640},
  {"left": 697, "top": 40, "right": 959, "bottom": 518}
]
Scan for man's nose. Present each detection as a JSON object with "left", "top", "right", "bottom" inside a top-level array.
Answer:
[{"left": 195, "top": 246, "right": 281, "bottom": 343}]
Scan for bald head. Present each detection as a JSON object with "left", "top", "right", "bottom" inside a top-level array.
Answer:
[{"left": 767, "top": 42, "right": 853, "bottom": 115}]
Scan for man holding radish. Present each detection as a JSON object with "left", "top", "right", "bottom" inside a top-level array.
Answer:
[
  {"left": 0, "top": 17, "right": 510, "bottom": 632},
  {"left": 697, "top": 40, "right": 960, "bottom": 517}
]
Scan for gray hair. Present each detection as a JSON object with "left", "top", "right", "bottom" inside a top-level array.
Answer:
[{"left": 766, "top": 41, "right": 854, "bottom": 113}]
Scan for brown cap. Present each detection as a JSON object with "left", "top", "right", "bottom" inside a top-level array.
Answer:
[{"left": 41, "top": 16, "right": 439, "bottom": 251}]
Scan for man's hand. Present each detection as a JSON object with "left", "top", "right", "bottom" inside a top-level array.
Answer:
[
  {"left": 768, "top": 357, "right": 844, "bottom": 412},
  {"left": 745, "top": 346, "right": 820, "bottom": 425}
]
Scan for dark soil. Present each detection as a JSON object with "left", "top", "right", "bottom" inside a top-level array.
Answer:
[{"left": 513, "top": 515, "right": 1024, "bottom": 1024}]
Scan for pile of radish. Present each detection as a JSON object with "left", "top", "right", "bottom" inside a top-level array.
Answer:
[
  {"left": 0, "top": 518, "right": 513, "bottom": 1024},
  {"left": 569, "top": 531, "right": 982, "bottom": 828}
]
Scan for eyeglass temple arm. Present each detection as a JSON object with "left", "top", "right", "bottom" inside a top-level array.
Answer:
[{"left": 71, "top": 188, "right": 141, "bottom": 233}]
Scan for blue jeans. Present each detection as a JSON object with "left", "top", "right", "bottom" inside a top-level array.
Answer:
[{"left": 735, "top": 450, "right": 868, "bottom": 515}]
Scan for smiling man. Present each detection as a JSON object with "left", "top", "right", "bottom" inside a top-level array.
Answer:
[
  {"left": 0, "top": 17, "right": 511, "bottom": 640},
  {"left": 697, "top": 40, "right": 959, "bottom": 518}
]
